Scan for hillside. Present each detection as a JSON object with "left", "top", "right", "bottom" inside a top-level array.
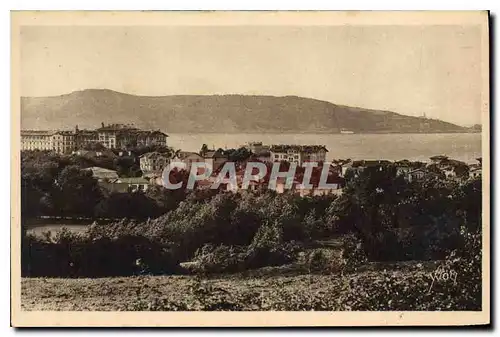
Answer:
[{"left": 21, "top": 89, "right": 467, "bottom": 134}]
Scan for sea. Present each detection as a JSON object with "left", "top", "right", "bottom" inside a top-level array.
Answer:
[{"left": 168, "top": 133, "right": 482, "bottom": 164}]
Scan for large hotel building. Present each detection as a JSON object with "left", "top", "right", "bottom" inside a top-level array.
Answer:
[{"left": 21, "top": 123, "right": 168, "bottom": 154}]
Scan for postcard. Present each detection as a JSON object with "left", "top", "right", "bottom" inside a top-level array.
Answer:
[{"left": 11, "top": 10, "right": 490, "bottom": 327}]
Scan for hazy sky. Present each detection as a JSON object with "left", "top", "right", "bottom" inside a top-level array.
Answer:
[{"left": 20, "top": 25, "right": 483, "bottom": 125}]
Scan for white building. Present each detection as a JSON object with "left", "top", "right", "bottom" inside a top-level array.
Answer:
[
  {"left": 407, "top": 168, "right": 426, "bottom": 182},
  {"left": 245, "top": 142, "right": 270, "bottom": 154},
  {"left": 170, "top": 151, "right": 205, "bottom": 172},
  {"left": 469, "top": 166, "right": 481, "bottom": 179},
  {"left": 270, "top": 145, "right": 328, "bottom": 165},
  {"left": 139, "top": 152, "right": 170, "bottom": 174},
  {"left": 202, "top": 150, "right": 228, "bottom": 171},
  {"left": 99, "top": 177, "right": 150, "bottom": 193},
  {"left": 441, "top": 166, "right": 457, "bottom": 179},
  {"left": 21, "top": 130, "right": 76, "bottom": 154}
]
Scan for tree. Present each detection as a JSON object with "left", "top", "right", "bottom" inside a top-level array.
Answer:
[
  {"left": 340, "top": 164, "right": 406, "bottom": 235},
  {"left": 83, "top": 142, "right": 106, "bottom": 151},
  {"left": 94, "top": 192, "right": 161, "bottom": 219},
  {"left": 125, "top": 139, "right": 138, "bottom": 149},
  {"left": 452, "top": 176, "right": 482, "bottom": 232},
  {"left": 132, "top": 145, "right": 175, "bottom": 158},
  {"left": 54, "top": 165, "right": 103, "bottom": 217},
  {"left": 114, "top": 157, "right": 142, "bottom": 177},
  {"left": 145, "top": 185, "right": 187, "bottom": 214},
  {"left": 200, "top": 144, "right": 209, "bottom": 156},
  {"left": 21, "top": 179, "right": 46, "bottom": 217},
  {"left": 222, "top": 147, "right": 252, "bottom": 162},
  {"left": 453, "top": 162, "right": 470, "bottom": 179},
  {"left": 21, "top": 150, "right": 73, "bottom": 217}
]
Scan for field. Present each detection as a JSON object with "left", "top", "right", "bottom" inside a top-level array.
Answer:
[{"left": 22, "top": 260, "right": 473, "bottom": 312}]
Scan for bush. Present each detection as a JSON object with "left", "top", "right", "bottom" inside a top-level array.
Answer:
[
  {"left": 336, "top": 228, "right": 482, "bottom": 310},
  {"left": 336, "top": 266, "right": 480, "bottom": 311},
  {"left": 191, "top": 244, "right": 247, "bottom": 274},
  {"left": 306, "top": 249, "right": 334, "bottom": 273},
  {"left": 189, "top": 239, "right": 303, "bottom": 275},
  {"left": 341, "top": 233, "right": 367, "bottom": 272},
  {"left": 21, "top": 228, "right": 181, "bottom": 277},
  {"left": 440, "top": 229, "right": 481, "bottom": 308},
  {"left": 243, "top": 221, "right": 301, "bottom": 269},
  {"left": 357, "top": 224, "right": 463, "bottom": 262},
  {"left": 94, "top": 192, "right": 162, "bottom": 220}
]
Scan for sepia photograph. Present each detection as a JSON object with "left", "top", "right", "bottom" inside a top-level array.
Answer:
[{"left": 11, "top": 11, "right": 490, "bottom": 327}]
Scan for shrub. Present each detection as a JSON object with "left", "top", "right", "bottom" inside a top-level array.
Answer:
[
  {"left": 357, "top": 224, "right": 463, "bottom": 262},
  {"left": 439, "top": 229, "right": 481, "bottom": 308},
  {"left": 341, "top": 233, "right": 367, "bottom": 272},
  {"left": 307, "top": 249, "right": 331, "bottom": 273},
  {"left": 192, "top": 244, "right": 247, "bottom": 274},
  {"left": 94, "top": 192, "right": 162, "bottom": 220},
  {"left": 21, "top": 228, "right": 181, "bottom": 277},
  {"left": 243, "top": 221, "right": 300, "bottom": 269},
  {"left": 302, "top": 209, "right": 332, "bottom": 240},
  {"left": 336, "top": 228, "right": 482, "bottom": 311},
  {"left": 336, "top": 266, "right": 480, "bottom": 311}
]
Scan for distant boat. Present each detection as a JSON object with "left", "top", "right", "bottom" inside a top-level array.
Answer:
[{"left": 340, "top": 129, "right": 355, "bottom": 134}]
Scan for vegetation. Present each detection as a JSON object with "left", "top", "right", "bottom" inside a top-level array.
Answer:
[
  {"left": 22, "top": 238, "right": 480, "bottom": 311},
  {"left": 21, "top": 150, "right": 482, "bottom": 310},
  {"left": 21, "top": 149, "right": 180, "bottom": 219},
  {"left": 218, "top": 147, "right": 253, "bottom": 162}
]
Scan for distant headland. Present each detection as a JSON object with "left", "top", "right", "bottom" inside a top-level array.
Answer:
[{"left": 21, "top": 89, "right": 475, "bottom": 134}]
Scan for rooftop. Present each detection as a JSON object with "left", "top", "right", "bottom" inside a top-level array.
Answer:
[
  {"left": 430, "top": 155, "right": 449, "bottom": 161},
  {"left": 203, "top": 150, "right": 226, "bottom": 159},
  {"left": 97, "top": 123, "right": 168, "bottom": 137},
  {"left": 96, "top": 123, "right": 138, "bottom": 132},
  {"left": 114, "top": 177, "right": 150, "bottom": 184},
  {"left": 174, "top": 151, "right": 203, "bottom": 160},
  {"left": 352, "top": 160, "right": 391, "bottom": 167},
  {"left": 270, "top": 145, "right": 328, "bottom": 153},
  {"left": 74, "top": 149, "right": 117, "bottom": 158},
  {"left": 85, "top": 166, "right": 118, "bottom": 173},
  {"left": 140, "top": 151, "right": 169, "bottom": 159},
  {"left": 21, "top": 130, "right": 56, "bottom": 136},
  {"left": 22, "top": 125, "right": 168, "bottom": 137},
  {"left": 76, "top": 129, "right": 98, "bottom": 135},
  {"left": 115, "top": 129, "right": 168, "bottom": 137}
]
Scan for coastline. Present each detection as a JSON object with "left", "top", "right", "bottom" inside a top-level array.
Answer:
[{"left": 165, "top": 131, "right": 480, "bottom": 135}]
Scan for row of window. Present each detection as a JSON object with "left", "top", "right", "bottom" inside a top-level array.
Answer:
[
  {"left": 142, "top": 166, "right": 164, "bottom": 171},
  {"left": 274, "top": 154, "right": 299, "bottom": 159}
]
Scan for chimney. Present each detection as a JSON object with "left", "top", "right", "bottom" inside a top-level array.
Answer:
[
  {"left": 75, "top": 125, "right": 79, "bottom": 133},
  {"left": 101, "top": 122, "right": 105, "bottom": 128}
]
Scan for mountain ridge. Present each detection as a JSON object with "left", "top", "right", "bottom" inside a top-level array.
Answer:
[{"left": 20, "top": 89, "right": 470, "bottom": 134}]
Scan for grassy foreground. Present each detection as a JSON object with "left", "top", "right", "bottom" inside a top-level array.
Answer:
[{"left": 21, "top": 260, "right": 478, "bottom": 311}]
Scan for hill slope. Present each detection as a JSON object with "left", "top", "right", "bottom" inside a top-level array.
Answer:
[{"left": 21, "top": 89, "right": 467, "bottom": 133}]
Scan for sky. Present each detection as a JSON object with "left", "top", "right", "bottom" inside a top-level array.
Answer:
[{"left": 20, "top": 25, "right": 483, "bottom": 126}]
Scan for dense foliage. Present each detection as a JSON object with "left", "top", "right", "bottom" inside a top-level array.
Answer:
[
  {"left": 21, "top": 150, "right": 181, "bottom": 219},
  {"left": 21, "top": 153, "right": 483, "bottom": 310}
]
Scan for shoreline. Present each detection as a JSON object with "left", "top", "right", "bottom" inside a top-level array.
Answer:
[{"left": 166, "top": 131, "right": 481, "bottom": 135}]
